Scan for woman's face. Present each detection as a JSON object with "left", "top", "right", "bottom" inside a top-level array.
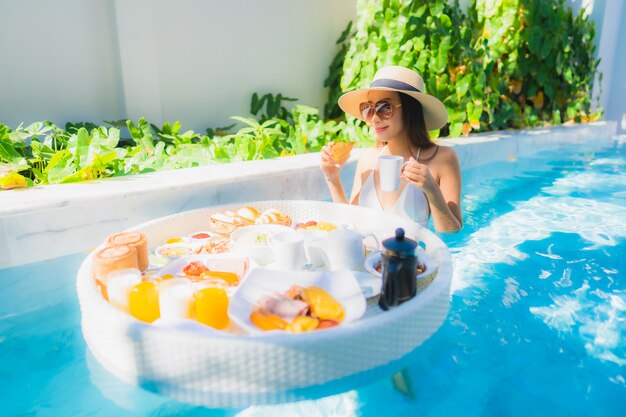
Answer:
[{"left": 363, "top": 91, "right": 404, "bottom": 143}]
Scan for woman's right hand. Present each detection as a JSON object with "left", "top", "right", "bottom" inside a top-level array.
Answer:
[{"left": 320, "top": 142, "right": 349, "bottom": 181}]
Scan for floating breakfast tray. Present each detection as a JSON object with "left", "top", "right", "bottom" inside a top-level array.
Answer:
[{"left": 76, "top": 200, "right": 452, "bottom": 407}]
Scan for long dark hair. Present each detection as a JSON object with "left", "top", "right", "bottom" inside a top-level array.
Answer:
[{"left": 400, "top": 93, "right": 435, "bottom": 150}]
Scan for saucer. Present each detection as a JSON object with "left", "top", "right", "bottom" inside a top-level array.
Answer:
[{"left": 354, "top": 271, "right": 382, "bottom": 299}]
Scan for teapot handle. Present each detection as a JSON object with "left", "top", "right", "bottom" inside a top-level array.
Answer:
[
  {"left": 304, "top": 237, "right": 331, "bottom": 268},
  {"left": 362, "top": 232, "right": 380, "bottom": 252}
]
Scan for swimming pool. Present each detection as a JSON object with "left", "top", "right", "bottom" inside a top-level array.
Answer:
[{"left": 1, "top": 137, "right": 625, "bottom": 416}]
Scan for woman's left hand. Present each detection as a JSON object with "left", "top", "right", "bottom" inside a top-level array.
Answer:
[{"left": 400, "top": 157, "right": 436, "bottom": 194}]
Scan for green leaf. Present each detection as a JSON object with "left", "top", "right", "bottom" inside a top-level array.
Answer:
[
  {"left": 456, "top": 74, "right": 471, "bottom": 97},
  {"left": 231, "top": 116, "right": 261, "bottom": 129},
  {"left": 45, "top": 150, "right": 76, "bottom": 184},
  {"left": 29, "top": 140, "right": 56, "bottom": 162},
  {"left": 0, "top": 171, "right": 32, "bottom": 189},
  {"left": 251, "top": 93, "right": 262, "bottom": 115},
  {"left": 74, "top": 128, "right": 91, "bottom": 167},
  {"left": 439, "top": 13, "right": 452, "bottom": 29},
  {"left": 448, "top": 122, "right": 463, "bottom": 137},
  {"left": 154, "top": 141, "right": 166, "bottom": 156},
  {"left": 0, "top": 138, "right": 24, "bottom": 163},
  {"left": 429, "top": 1, "right": 444, "bottom": 17}
]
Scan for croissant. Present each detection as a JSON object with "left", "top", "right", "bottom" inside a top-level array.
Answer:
[{"left": 330, "top": 142, "right": 354, "bottom": 164}]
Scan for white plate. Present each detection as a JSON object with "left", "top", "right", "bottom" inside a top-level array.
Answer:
[
  {"left": 229, "top": 268, "right": 366, "bottom": 334},
  {"left": 363, "top": 247, "right": 437, "bottom": 282},
  {"left": 157, "top": 253, "right": 257, "bottom": 295}
]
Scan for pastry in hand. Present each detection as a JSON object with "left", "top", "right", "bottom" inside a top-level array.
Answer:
[{"left": 330, "top": 142, "right": 354, "bottom": 164}]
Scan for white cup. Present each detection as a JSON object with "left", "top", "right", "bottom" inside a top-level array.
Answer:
[
  {"left": 378, "top": 155, "right": 404, "bottom": 192},
  {"left": 307, "top": 228, "right": 380, "bottom": 271},
  {"left": 105, "top": 268, "right": 142, "bottom": 313},
  {"left": 269, "top": 231, "right": 306, "bottom": 270}
]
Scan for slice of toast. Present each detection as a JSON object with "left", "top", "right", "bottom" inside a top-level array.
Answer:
[{"left": 330, "top": 142, "right": 354, "bottom": 163}]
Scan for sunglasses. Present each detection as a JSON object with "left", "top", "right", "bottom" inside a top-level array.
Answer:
[{"left": 359, "top": 100, "right": 402, "bottom": 121}]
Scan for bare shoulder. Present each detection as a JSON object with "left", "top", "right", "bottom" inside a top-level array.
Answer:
[
  {"left": 430, "top": 145, "right": 460, "bottom": 183},
  {"left": 437, "top": 144, "right": 458, "bottom": 159},
  {"left": 434, "top": 145, "right": 460, "bottom": 167}
]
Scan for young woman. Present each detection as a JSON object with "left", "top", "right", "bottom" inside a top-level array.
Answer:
[{"left": 320, "top": 66, "right": 462, "bottom": 232}]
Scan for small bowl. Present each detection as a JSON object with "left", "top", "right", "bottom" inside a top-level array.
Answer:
[
  {"left": 187, "top": 231, "right": 217, "bottom": 243},
  {"left": 230, "top": 224, "right": 294, "bottom": 265},
  {"left": 155, "top": 243, "right": 197, "bottom": 260},
  {"left": 163, "top": 236, "right": 189, "bottom": 244}
]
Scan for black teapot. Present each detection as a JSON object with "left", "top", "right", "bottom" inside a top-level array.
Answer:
[{"left": 378, "top": 228, "right": 417, "bottom": 310}]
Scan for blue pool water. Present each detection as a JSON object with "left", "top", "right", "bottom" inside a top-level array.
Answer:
[{"left": 1, "top": 138, "right": 625, "bottom": 416}]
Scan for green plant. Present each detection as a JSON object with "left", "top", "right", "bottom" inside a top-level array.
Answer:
[
  {"left": 327, "top": 0, "right": 601, "bottom": 136},
  {"left": 324, "top": 21, "right": 355, "bottom": 120},
  {"left": 470, "top": 0, "right": 601, "bottom": 128},
  {"left": 250, "top": 92, "right": 298, "bottom": 124},
  {"left": 332, "top": 0, "right": 479, "bottom": 137}
]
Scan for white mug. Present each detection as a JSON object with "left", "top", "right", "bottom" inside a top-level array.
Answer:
[
  {"left": 308, "top": 228, "right": 380, "bottom": 271},
  {"left": 378, "top": 155, "right": 404, "bottom": 192},
  {"left": 269, "top": 231, "right": 306, "bottom": 270}
]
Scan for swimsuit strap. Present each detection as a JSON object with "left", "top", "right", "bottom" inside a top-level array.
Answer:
[{"left": 417, "top": 145, "right": 439, "bottom": 164}]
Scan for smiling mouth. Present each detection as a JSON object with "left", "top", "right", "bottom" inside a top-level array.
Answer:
[{"left": 374, "top": 126, "right": 387, "bottom": 134}]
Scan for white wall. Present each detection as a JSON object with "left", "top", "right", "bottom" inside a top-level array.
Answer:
[
  {"left": 0, "top": 0, "right": 125, "bottom": 126},
  {"left": 568, "top": 0, "right": 625, "bottom": 131},
  {"left": 0, "top": 0, "right": 356, "bottom": 131},
  {"left": 604, "top": 2, "right": 626, "bottom": 131}
]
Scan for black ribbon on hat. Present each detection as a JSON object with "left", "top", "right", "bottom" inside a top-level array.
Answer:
[{"left": 370, "top": 78, "right": 421, "bottom": 92}]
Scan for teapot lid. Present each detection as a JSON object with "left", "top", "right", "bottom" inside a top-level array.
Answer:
[{"left": 382, "top": 228, "right": 417, "bottom": 257}]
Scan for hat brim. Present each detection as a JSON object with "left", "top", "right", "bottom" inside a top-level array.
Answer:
[{"left": 338, "top": 87, "right": 448, "bottom": 131}]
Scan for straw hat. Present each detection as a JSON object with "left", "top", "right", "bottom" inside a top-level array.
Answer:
[{"left": 338, "top": 66, "right": 448, "bottom": 131}]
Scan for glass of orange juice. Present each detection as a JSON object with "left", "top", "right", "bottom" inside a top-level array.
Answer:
[
  {"left": 129, "top": 281, "right": 160, "bottom": 323},
  {"left": 194, "top": 287, "right": 230, "bottom": 330}
]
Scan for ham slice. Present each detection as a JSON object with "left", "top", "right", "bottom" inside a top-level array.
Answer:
[{"left": 257, "top": 293, "right": 308, "bottom": 322}]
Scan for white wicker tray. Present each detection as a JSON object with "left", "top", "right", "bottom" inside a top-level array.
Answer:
[{"left": 76, "top": 200, "right": 452, "bottom": 407}]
